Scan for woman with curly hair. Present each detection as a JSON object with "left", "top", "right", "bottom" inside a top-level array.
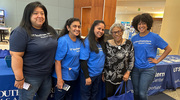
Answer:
[{"left": 131, "top": 13, "right": 172, "bottom": 100}]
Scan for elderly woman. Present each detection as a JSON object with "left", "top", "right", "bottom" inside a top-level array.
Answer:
[{"left": 103, "top": 23, "right": 134, "bottom": 99}]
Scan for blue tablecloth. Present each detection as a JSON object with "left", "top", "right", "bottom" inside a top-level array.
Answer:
[
  {"left": 148, "top": 55, "right": 180, "bottom": 95},
  {"left": 0, "top": 59, "right": 18, "bottom": 100},
  {"left": 1, "top": 55, "right": 180, "bottom": 99}
]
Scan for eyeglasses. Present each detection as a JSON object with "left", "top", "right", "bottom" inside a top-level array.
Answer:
[{"left": 111, "top": 30, "right": 123, "bottom": 35}]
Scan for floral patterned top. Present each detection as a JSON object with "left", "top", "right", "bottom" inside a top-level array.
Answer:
[{"left": 103, "top": 39, "right": 134, "bottom": 85}]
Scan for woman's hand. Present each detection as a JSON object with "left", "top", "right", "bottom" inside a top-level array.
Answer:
[
  {"left": 149, "top": 45, "right": 172, "bottom": 64},
  {"left": 85, "top": 77, "right": 92, "bottom": 85},
  {"left": 148, "top": 58, "right": 158, "bottom": 64},
  {"left": 14, "top": 80, "right": 24, "bottom": 89},
  {"left": 10, "top": 51, "right": 25, "bottom": 89},
  {"left": 56, "top": 79, "right": 64, "bottom": 89},
  {"left": 123, "top": 71, "right": 130, "bottom": 82},
  {"left": 55, "top": 60, "right": 64, "bottom": 89},
  {"left": 102, "top": 74, "right": 105, "bottom": 82}
]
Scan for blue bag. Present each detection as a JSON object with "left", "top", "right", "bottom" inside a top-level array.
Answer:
[
  {"left": 5, "top": 55, "right": 11, "bottom": 68},
  {"left": 108, "top": 81, "right": 134, "bottom": 100},
  {"left": 0, "top": 49, "right": 10, "bottom": 58}
]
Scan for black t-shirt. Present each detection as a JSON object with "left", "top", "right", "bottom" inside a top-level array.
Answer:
[{"left": 10, "top": 26, "right": 57, "bottom": 76}]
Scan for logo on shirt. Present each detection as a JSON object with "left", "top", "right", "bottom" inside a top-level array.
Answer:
[
  {"left": 70, "top": 48, "right": 80, "bottom": 52},
  {"left": 133, "top": 40, "right": 151, "bottom": 45},
  {"left": 31, "top": 33, "right": 53, "bottom": 38}
]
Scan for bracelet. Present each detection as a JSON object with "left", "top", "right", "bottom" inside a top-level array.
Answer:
[{"left": 15, "top": 77, "right": 25, "bottom": 81}]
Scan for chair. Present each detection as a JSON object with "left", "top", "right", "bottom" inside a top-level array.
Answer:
[
  {"left": 104, "top": 34, "right": 113, "bottom": 42},
  {"left": 2, "top": 27, "right": 11, "bottom": 43}
]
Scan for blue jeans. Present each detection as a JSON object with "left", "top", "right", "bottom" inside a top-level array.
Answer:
[
  {"left": 80, "top": 72, "right": 102, "bottom": 100},
  {"left": 53, "top": 78, "right": 76, "bottom": 100},
  {"left": 131, "top": 66, "right": 156, "bottom": 100},
  {"left": 18, "top": 74, "right": 52, "bottom": 100}
]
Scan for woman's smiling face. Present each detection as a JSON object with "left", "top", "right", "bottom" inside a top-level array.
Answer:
[
  {"left": 30, "top": 7, "right": 45, "bottom": 29},
  {"left": 94, "top": 23, "right": 105, "bottom": 40},
  {"left": 138, "top": 21, "right": 148, "bottom": 33}
]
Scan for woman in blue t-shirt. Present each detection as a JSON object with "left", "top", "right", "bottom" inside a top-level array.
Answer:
[
  {"left": 52, "top": 18, "right": 82, "bottom": 100},
  {"left": 80, "top": 20, "right": 106, "bottom": 100},
  {"left": 131, "top": 13, "right": 172, "bottom": 100}
]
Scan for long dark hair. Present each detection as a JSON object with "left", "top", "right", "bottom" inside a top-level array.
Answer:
[
  {"left": 19, "top": 1, "right": 57, "bottom": 38},
  {"left": 58, "top": 18, "right": 82, "bottom": 40},
  {"left": 86, "top": 20, "right": 105, "bottom": 53}
]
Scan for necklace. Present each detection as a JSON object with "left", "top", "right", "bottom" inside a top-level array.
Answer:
[{"left": 114, "top": 39, "right": 123, "bottom": 49}]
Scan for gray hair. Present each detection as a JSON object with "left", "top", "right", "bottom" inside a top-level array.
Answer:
[{"left": 109, "top": 23, "right": 125, "bottom": 34}]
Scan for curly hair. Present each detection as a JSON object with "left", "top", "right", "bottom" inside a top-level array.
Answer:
[
  {"left": 109, "top": 23, "right": 125, "bottom": 34},
  {"left": 132, "top": 13, "right": 153, "bottom": 32}
]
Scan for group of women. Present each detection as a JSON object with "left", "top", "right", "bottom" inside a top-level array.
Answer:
[{"left": 9, "top": 1, "right": 172, "bottom": 100}]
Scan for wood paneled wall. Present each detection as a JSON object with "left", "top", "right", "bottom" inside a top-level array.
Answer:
[
  {"left": 81, "top": 8, "right": 91, "bottom": 36},
  {"left": 103, "top": 0, "right": 117, "bottom": 29},
  {"left": 74, "top": 0, "right": 116, "bottom": 36},
  {"left": 74, "top": 0, "right": 92, "bottom": 19}
]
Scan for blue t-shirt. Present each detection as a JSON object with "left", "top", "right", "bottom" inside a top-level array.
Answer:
[
  {"left": 131, "top": 32, "right": 168, "bottom": 69},
  {"left": 80, "top": 38, "right": 105, "bottom": 77},
  {"left": 52, "top": 34, "right": 81, "bottom": 81},
  {"left": 10, "top": 27, "right": 58, "bottom": 76}
]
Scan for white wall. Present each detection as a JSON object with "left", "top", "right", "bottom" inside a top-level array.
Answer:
[
  {"left": 115, "top": 14, "right": 138, "bottom": 23},
  {"left": 0, "top": 0, "right": 74, "bottom": 30}
]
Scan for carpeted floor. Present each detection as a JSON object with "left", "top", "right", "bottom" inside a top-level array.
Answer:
[{"left": 149, "top": 92, "right": 176, "bottom": 100}]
